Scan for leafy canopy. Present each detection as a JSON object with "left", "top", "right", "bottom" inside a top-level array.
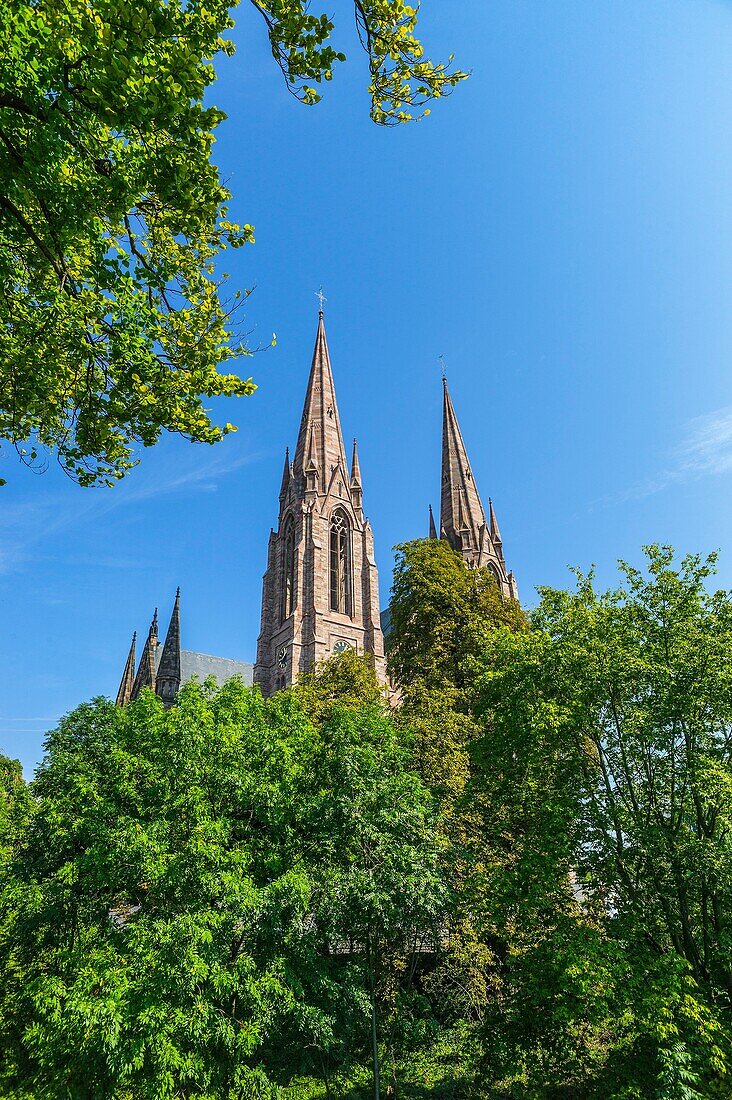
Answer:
[
  {"left": 387, "top": 538, "right": 526, "bottom": 703},
  {"left": 293, "top": 647, "right": 388, "bottom": 721},
  {"left": 0, "top": 754, "right": 30, "bottom": 867},
  {"left": 0, "top": 1, "right": 465, "bottom": 486},
  {"left": 4, "top": 545, "right": 732, "bottom": 1095},
  {"left": 387, "top": 538, "right": 527, "bottom": 802},
  {"left": 255, "top": 1, "right": 467, "bottom": 124},
  {"left": 0, "top": 674, "right": 443, "bottom": 1097},
  {"left": 468, "top": 545, "right": 732, "bottom": 1095}
]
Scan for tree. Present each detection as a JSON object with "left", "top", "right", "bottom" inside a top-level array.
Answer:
[
  {"left": 388, "top": 538, "right": 526, "bottom": 703},
  {"left": 469, "top": 546, "right": 732, "bottom": 1095},
  {"left": 0, "top": 673, "right": 444, "bottom": 1097},
  {"left": 0, "top": 755, "right": 30, "bottom": 867},
  {"left": 0, "top": 688, "right": 315, "bottom": 1097},
  {"left": 293, "top": 647, "right": 388, "bottom": 722},
  {"left": 385, "top": 539, "right": 530, "bottom": 1088},
  {"left": 386, "top": 537, "right": 526, "bottom": 811},
  {"left": 302, "top": 699, "right": 445, "bottom": 1097},
  {"left": 0, "top": 2, "right": 465, "bottom": 486}
]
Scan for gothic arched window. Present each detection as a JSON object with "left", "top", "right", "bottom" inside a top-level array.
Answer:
[
  {"left": 329, "top": 508, "right": 352, "bottom": 616},
  {"left": 281, "top": 517, "right": 296, "bottom": 622},
  {"left": 488, "top": 562, "right": 502, "bottom": 589}
]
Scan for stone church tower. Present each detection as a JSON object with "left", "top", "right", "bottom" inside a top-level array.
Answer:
[
  {"left": 254, "top": 309, "right": 387, "bottom": 697},
  {"left": 437, "top": 377, "right": 518, "bottom": 600},
  {"left": 112, "top": 319, "right": 518, "bottom": 710}
]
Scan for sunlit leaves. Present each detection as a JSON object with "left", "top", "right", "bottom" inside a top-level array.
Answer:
[
  {"left": 0, "top": 677, "right": 443, "bottom": 1095},
  {"left": 0, "top": 0, "right": 256, "bottom": 485},
  {"left": 470, "top": 545, "right": 732, "bottom": 1093},
  {"left": 356, "top": 0, "right": 468, "bottom": 125},
  {"left": 252, "top": 0, "right": 468, "bottom": 123},
  {"left": 0, "top": 0, "right": 463, "bottom": 484}
]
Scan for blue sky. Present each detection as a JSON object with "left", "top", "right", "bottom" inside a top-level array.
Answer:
[{"left": 4, "top": 0, "right": 732, "bottom": 774}]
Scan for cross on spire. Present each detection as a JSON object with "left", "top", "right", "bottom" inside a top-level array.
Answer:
[{"left": 316, "top": 286, "right": 327, "bottom": 314}]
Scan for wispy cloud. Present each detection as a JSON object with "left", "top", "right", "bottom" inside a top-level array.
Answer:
[
  {"left": 613, "top": 405, "right": 732, "bottom": 504},
  {"left": 674, "top": 406, "right": 732, "bottom": 478},
  {"left": 119, "top": 450, "right": 257, "bottom": 503},
  {"left": 0, "top": 445, "right": 260, "bottom": 575}
]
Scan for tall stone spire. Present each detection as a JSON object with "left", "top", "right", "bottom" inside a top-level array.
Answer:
[
  {"left": 441, "top": 377, "right": 488, "bottom": 546},
  {"left": 350, "top": 438, "right": 363, "bottom": 515},
  {"left": 279, "top": 447, "right": 291, "bottom": 500},
  {"left": 350, "top": 437, "right": 362, "bottom": 487},
  {"left": 489, "top": 498, "right": 503, "bottom": 551},
  {"left": 115, "top": 632, "right": 136, "bottom": 707},
  {"left": 255, "top": 307, "right": 387, "bottom": 697},
  {"left": 292, "top": 311, "right": 349, "bottom": 490},
  {"left": 156, "top": 588, "right": 181, "bottom": 709},
  {"left": 439, "top": 379, "right": 517, "bottom": 599},
  {"left": 130, "top": 609, "right": 158, "bottom": 700}
]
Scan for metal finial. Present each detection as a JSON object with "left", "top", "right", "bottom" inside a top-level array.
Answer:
[
  {"left": 439, "top": 354, "right": 447, "bottom": 381},
  {"left": 316, "top": 286, "right": 327, "bottom": 314},
  {"left": 176, "top": 586, "right": 180, "bottom": 598}
]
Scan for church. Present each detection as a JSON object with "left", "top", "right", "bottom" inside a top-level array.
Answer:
[{"left": 114, "top": 306, "right": 518, "bottom": 707}]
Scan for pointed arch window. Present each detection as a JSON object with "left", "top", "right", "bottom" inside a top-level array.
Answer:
[
  {"left": 281, "top": 517, "right": 296, "bottom": 622},
  {"left": 330, "top": 508, "right": 352, "bottom": 616},
  {"left": 487, "top": 562, "right": 502, "bottom": 588}
]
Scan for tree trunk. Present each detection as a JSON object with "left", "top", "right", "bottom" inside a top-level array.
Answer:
[
  {"left": 320, "top": 1052, "right": 333, "bottom": 1100},
  {"left": 371, "top": 988, "right": 380, "bottom": 1100}
]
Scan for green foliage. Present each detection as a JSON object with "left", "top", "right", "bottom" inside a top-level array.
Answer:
[
  {"left": 1, "top": 689, "right": 307, "bottom": 1096},
  {"left": 355, "top": 0, "right": 467, "bottom": 125},
  {"left": 293, "top": 649, "right": 387, "bottom": 721},
  {"left": 0, "top": 677, "right": 443, "bottom": 1097},
  {"left": 468, "top": 545, "right": 732, "bottom": 1096},
  {"left": 6, "top": 545, "right": 732, "bottom": 1096},
  {"left": 524, "top": 546, "right": 732, "bottom": 1001},
  {"left": 0, "top": 755, "right": 30, "bottom": 866},
  {"left": 386, "top": 539, "right": 532, "bottom": 1087},
  {"left": 386, "top": 539, "right": 526, "bottom": 810},
  {"left": 0, "top": 0, "right": 257, "bottom": 486},
  {"left": 0, "top": 2, "right": 464, "bottom": 486},
  {"left": 386, "top": 537, "right": 527, "bottom": 895},
  {"left": 305, "top": 698, "right": 445, "bottom": 1093},
  {"left": 253, "top": 1, "right": 468, "bottom": 124},
  {"left": 388, "top": 538, "right": 526, "bottom": 703}
]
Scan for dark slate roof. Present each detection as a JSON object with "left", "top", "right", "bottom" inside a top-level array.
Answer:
[
  {"left": 155, "top": 647, "right": 253, "bottom": 687},
  {"left": 380, "top": 607, "right": 391, "bottom": 638},
  {"left": 181, "top": 651, "right": 253, "bottom": 686}
]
